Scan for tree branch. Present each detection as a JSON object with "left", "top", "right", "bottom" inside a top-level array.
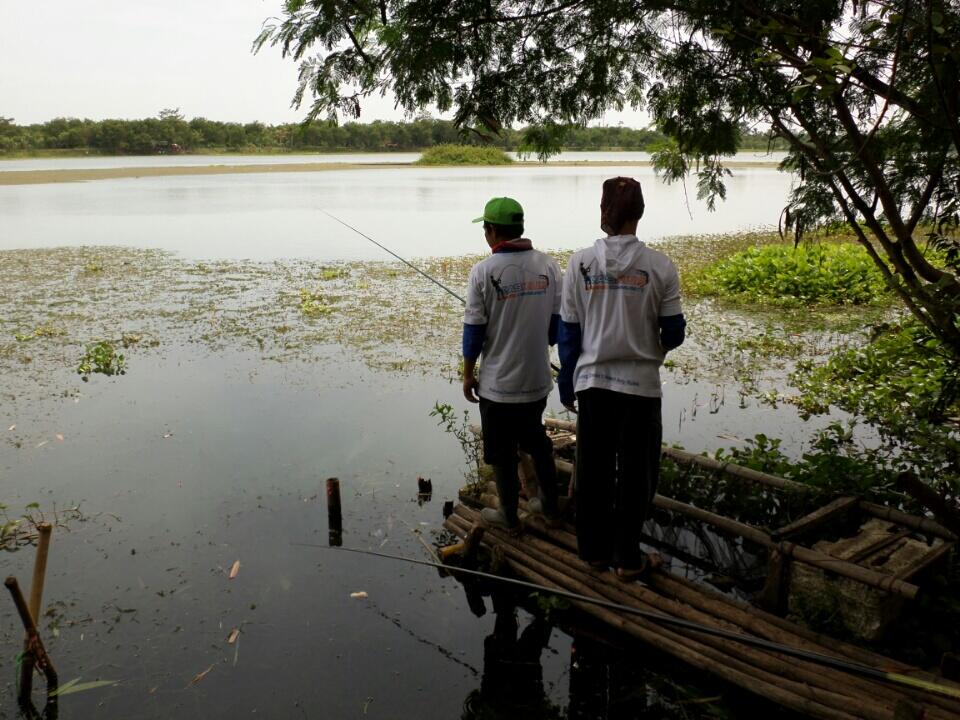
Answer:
[
  {"left": 771, "top": 109, "right": 957, "bottom": 347},
  {"left": 464, "top": 0, "right": 584, "bottom": 28},
  {"left": 342, "top": 19, "right": 374, "bottom": 69},
  {"left": 907, "top": 158, "right": 946, "bottom": 235},
  {"left": 832, "top": 96, "right": 954, "bottom": 287}
]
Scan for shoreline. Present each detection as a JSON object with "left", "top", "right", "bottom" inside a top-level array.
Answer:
[{"left": 0, "top": 158, "right": 783, "bottom": 186}]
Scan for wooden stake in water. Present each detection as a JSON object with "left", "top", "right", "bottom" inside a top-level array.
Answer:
[
  {"left": 29, "top": 523, "right": 52, "bottom": 623},
  {"left": 5, "top": 576, "right": 58, "bottom": 710},
  {"left": 326, "top": 477, "right": 343, "bottom": 547}
]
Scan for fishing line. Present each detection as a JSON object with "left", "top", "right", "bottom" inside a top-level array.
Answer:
[
  {"left": 296, "top": 543, "right": 960, "bottom": 701},
  {"left": 322, "top": 210, "right": 466, "bottom": 304},
  {"left": 322, "top": 209, "right": 563, "bottom": 375}
]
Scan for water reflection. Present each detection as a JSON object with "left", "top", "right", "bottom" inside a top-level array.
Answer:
[
  {"left": 460, "top": 585, "right": 562, "bottom": 720},
  {"left": 455, "top": 579, "right": 732, "bottom": 720}
]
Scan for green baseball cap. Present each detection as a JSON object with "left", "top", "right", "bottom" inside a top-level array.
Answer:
[{"left": 472, "top": 197, "right": 524, "bottom": 225}]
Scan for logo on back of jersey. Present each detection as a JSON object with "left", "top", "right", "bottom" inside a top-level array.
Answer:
[
  {"left": 491, "top": 265, "right": 550, "bottom": 301},
  {"left": 579, "top": 262, "right": 648, "bottom": 293}
]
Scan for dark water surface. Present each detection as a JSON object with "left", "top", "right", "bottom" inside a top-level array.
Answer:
[
  {"left": 2, "top": 351, "right": 494, "bottom": 718},
  {"left": 1, "top": 341, "right": 816, "bottom": 719}
]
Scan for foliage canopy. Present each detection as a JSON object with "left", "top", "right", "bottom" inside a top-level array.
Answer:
[{"left": 256, "top": 0, "right": 960, "bottom": 359}]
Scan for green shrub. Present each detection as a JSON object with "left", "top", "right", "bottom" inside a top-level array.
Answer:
[
  {"left": 689, "top": 242, "right": 890, "bottom": 306},
  {"left": 791, "top": 320, "right": 960, "bottom": 492},
  {"left": 415, "top": 144, "right": 513, "bottom": 165}
]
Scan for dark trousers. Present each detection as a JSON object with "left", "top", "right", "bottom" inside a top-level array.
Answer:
[
  {"left": 574, "top": 388, "right": 662, "bottom": 567},
  {"left": 478, "top": 396, "right": 558, "bottom": 519}
]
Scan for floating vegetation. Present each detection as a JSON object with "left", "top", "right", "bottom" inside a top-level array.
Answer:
[
  {"left": 0, "top": 239, "right": 894, "bottom": 440},
  {"left": 316, "top": 266, "right": 349, "bottom": 281},
  {"left": 298, "top": 288, "right": 335, "bottom": 317},
  {"left": 77, "top": 340, "right": 126, "bottom": 380},
  {"left": 1, "top": 501, "right": 93, "bottom": 552},
  {"left": 688, "top": 242, "right": 890, "bottom": 306},
  {"left": 15, "top": 324, "right": 66, "bottom": 342}
]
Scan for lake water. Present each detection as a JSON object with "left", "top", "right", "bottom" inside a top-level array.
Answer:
[
  {"left": 0, "top": 150, "right": 786, "bottom": 172},
  {"left": 0, "top": 160, "right": 792, "bottom": 261},
  {"left": 1, "top": 157, "right": 821, "bottom": 719}
]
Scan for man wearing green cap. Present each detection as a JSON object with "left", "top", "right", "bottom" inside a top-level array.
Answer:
[{"left": 462, "top": 197, "right": 562, "bottom": 531}]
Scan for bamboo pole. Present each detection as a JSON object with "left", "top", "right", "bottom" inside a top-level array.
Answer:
[
  {"left": 449, "top": 513, "right": 881, "bottom": 707},
  {"left": 28, "top": 523, "right": 52, "bottom": 624},
  {"left": 653, "top": 495, "right": 921, "bottom": 600},
  {"left": 543, "top": 418, "right": 576, "bottom": 433},
  {"left": 326, "top": 477, "right": 342, "bottom": 546},
  {"left": 479, "top": 484, "right": 923, "bottom": 601},
  {"left": 542, "top": 418, "right": 810, "bottom": 492},
  {"left": 454, "top": 515, "right": 904, "bottom": 720},
  {"left": 521, "top": 489, "right": 960, "bottom": 718},
  {"left": 896, "top": 472, "right": 960, "bottom": 539},
  {"left": 660, "top": 446, "right": 809, "bottom": 492},
  {"left": 442, "top": 516, "right": 862, "bottom": 720},
  {"left": 771, "top": 496, "right": 860, "bottom": 541},
  {"left": 648, "top": 571, "right": 960, "bottom": 717},
  {"left": 859, "top": 500, "right": 958, "bottom": 542},
  {"left": 449, "top": 506, "right": 960, "bottom": 720},
  {"left": 477, "top": 475, "right": 921, "bottom": 601},
  {"left": 448, "top": 508, "right": 960, "bottom": 720}
]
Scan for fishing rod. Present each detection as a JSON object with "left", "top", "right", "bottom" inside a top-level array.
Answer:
[
  {"left": 322, "top": 209, "right": 563, "bottom": 375},
  {"left": 297, "top": 543, "right": 960, "bottom": 702},
  {"left": 322, "top": 210, "right": 466, "bottom": 304}
]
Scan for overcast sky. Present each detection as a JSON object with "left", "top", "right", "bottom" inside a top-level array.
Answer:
[{"left": 1, "top": 1, "right": 646, "bottom": 127}]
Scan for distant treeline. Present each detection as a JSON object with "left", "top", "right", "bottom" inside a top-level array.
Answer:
[{"left": 0, "top": 113, "right": 786, "bottom": 156}]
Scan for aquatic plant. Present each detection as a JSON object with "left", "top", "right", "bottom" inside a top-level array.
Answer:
[
  {"left": 316, "top": 266, "right": 349, "bottom": 281},
  {"left": 15, "top": 325, "right": 65, "bottom": 342},
  {"left": 429, "top": 401, "right": 482, "bottom": 484},
  {"left": 298, "top": 288, "right": 334, "bottom": 317},
  {"left": 689, "top": 242, "right": 891, "bottom": 307},
  {"left": 1, "top": 501, "right": 90, "bottom": 552},
  {"left": 77, "top": 340, "right": 125, "bottom": 380},
  {"left": 415, "top": 144, "right": 513, "bottom": 166}
]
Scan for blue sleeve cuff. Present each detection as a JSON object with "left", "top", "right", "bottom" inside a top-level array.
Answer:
[
  {"left": 548, "top": 314, "right": 560, "bottom": 346},
  {"left": 462, "top": 323, "right": 486, "bottom": 361},
  {"left": 557, "top": 321, "right": 582, "bottom": 405},
  {"left": 659, "top": 314, "right": 686, "bottom": 350}
]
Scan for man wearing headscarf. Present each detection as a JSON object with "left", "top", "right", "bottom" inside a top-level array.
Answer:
[{"left": 558, "top": 177, "right": 686, "bottom": 579}]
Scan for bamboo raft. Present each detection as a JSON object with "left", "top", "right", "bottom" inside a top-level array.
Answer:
[{"left": 444, "top": 419, "right": 960, "bottom": 719}]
